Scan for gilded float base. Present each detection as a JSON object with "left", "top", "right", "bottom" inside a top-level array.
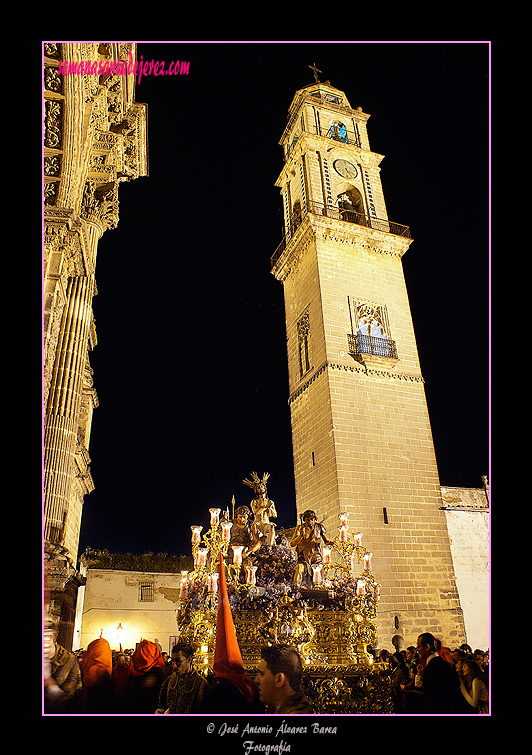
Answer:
[
  {"left": 179, "top": 606, "right": 393, "bottom": 714},
  {"left": 301, "top": 664, "right": 394, "bottom": 714}
]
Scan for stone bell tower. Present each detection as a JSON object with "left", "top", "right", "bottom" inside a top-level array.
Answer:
[{"left": 271, "top": 73, "right": 465, "bottom": 647}]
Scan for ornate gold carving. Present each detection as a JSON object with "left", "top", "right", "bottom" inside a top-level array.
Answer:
[
  {"left": 44, "top": 99, "right": 62, "bottom": 149},
  {"left": 81, "top": 180, "right": 119, "bottom": 230},
  {"left": 44, "top": 66, "right": 63, "bottom": 94}
]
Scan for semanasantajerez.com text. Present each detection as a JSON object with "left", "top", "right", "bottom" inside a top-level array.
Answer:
[{"left": 57, "top": 51, "right": 190, "bottom": 84}]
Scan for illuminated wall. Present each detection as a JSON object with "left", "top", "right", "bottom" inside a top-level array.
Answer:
[{"left": 76, "top": 568, "right": 182, "bottom": 654}]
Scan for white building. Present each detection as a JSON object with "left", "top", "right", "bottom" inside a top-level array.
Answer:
[{"left": 74, "top": 553, "right": 188, "bottom": 654}]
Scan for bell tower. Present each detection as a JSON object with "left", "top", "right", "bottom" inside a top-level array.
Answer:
[{"left": 271, "top": 75, "right": 465, "bottom": 647}]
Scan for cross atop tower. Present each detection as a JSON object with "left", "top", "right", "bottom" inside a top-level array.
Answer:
[{"left": 308, "top": 62, "right": 322, "bottom": 82}]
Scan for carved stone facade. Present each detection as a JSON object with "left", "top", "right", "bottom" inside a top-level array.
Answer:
[{"left": 43, "top": 43, "right": 148, "bottom": 649}]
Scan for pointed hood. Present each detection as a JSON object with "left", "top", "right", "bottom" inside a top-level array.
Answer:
[{"left": 213, "top": 552, "right": 256, "bottom": 703}]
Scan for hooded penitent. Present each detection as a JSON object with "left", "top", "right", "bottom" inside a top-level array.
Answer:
[
  {"left": 80, "top": 637, "right": 113, "bottom": 687},
  {"left": 128, "top": 639, "right": 166, "bottom": 677}
]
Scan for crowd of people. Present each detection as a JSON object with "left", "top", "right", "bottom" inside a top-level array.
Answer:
[
  {"left": 375, "top": 636, "right": 489, "bottom": 714},
  {"left": 44, "top": 625, "right": 489, "bottom": 715}
]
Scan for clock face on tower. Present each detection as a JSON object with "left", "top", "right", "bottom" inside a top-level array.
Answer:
[{"left": 333, "top": 159, "right": 358, "bottom": 180}]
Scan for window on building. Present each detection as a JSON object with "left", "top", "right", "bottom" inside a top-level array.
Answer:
[
  {"left": 139, "top": 582, "right": 155, "bottom": 602},
  {"left": 348, "top": 298, "right": 398, "bottom": 360},
  {"left": 297, "top": 310, "right": 311, "bottom": 377}
]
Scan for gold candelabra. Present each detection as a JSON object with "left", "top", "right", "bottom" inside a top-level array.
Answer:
[{"left": 178, "top": 505, "right": 381, "bottom": 670}]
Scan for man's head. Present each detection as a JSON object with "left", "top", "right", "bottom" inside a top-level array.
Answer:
[
  {"left": 256, "top": 645, "right": 303, "bottom": 709},
  {"left": 171, "top": 642, "right": 195, "bottom": 674},
  {"left": 235, "top": 506, "right": 251, "bottom": 525},
  {"left": 301, "top": 509, "right": 318, "bottom": 527},
  {"left": 416, "top": 633, "right": 437, "bottom": 662}
]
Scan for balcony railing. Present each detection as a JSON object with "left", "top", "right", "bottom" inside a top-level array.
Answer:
[
  {"left": 348, "top": 333, "right": 398, "bottom": 360},
  {"left": 271, "top": 201, "right": 411, "bottom": 268},
  {"left": 284, "top": 124, "right": 361, "bottom": 161}
]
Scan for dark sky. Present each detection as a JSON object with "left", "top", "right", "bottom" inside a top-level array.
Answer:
[{"left": 77, "top": 41, "right": 490, "bottom": 560}]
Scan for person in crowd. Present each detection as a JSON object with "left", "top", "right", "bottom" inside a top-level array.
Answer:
[
  {"left": 377, "top": 649, "right": 392, "bottom": 666},
  {"left": 44, "top": 621, "right": 83, "bottom": 713},
  {"left": 161, "top": 652, "right": 172, "bottom": 674},
  {"left": 80, "top": 637, "right": 114, "bottom": 713},
  {"left": 111, "top": 652, "right": 130, "bottom": 701},
  {"left": 451, "top": 648, "right": 467, "bottom": 666},
  {"left": 416, "top": 632, "right": 473, "bottom": 714},
  {"left": 118, "top": 639, "right": 167, "bottom": 714},
  {"left": 458, "top": 657, "right": 489, "bottom": 714},
  {"left": 390, "top": 651, "right": 410, "bottom": 712},
  {"left": 474, "top": 649, "right": 489, "bottom": 672},
  {"left": 400, "top": 661, "right": 424, "bottom": 714},
  {"left": 255, "top": 644, "right": 313, "bottom": 714},
  {"left": 404, "top": 646, "right": 416, "bottom": 671},
  {"left": 435, "top": 637, "right": 455, "bottom": 665},
  {"left": 156, "top": 642, "right": 208, "bottom": 714}
]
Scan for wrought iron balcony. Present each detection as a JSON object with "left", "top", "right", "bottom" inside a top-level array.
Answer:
[
  {"left": 284, "top": 123, "right": 361, "bottom": 160},
  {"left": 271, "top": 201, "right": 411, "bottom": 268},
  {"left": 348, "top": 333, "right": 398, "bottom": 361}
]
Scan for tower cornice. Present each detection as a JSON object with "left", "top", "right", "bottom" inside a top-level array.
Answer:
[{"left": 271, "top": 211, "right": 413, "bottom": 282}]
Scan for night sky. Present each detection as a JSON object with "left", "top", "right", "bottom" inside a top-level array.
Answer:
[{"left": 77, "top": 41, "right": 490, "bottom": 561}]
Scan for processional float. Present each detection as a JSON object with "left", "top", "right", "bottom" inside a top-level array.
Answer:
[{"left": 176, "top": 473, "right": 393, "bottom": 713}]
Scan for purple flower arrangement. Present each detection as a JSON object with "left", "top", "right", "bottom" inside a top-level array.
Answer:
[{"left": 178, "top": 544, "right": 377, "bottom": 618}]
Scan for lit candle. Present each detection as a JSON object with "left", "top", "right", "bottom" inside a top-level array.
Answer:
[
  {"left": 363, "top": 552, "right": 372, "bottom": 572},
  {"left": 356, "top": 579, "right": 365, "bottom": 596},
  {"left": 180, "top": 571, "right": 188, "bottom": 599},
  {"left": 373, "top": 583, "right": 381, "bottom": 601},
  {"left": 354, "top": 532, "right": 363, "bottom": 547},
  {"left": 245, "top": 565, "right": 258, "bottom": 586},
  {"left": 339, "top": 525, "right": 348, "bottom": 543},
  {"left": 195, "top": 547, "right": 208, "bottom": 568},
  {"left": 207, "top": 573, "right": 219, "bottom": 593},
  {"left": 339, "top": 512, "right": 349, "bottom": 527},
  {"left": 312, "top": 564, "right": 323, "bottom": 586},
  {"left": 221, "top": 521, "right": 233, "bottom": 542},
  {"left": 232, "top": 545, "right": 244, "bottom": 567},
  {"left": 191, "top": 526, "right": 203, "bottom": 543},
  {"left": 209, "top": 508, "right": 221, "bottom": 527},
  {"left": 323, "top": 546, "right": 332, "bottom": 565}
]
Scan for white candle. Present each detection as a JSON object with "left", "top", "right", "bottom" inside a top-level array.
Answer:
[
  {"left": 339, "top": 512, "right": 349, "bottom": 527},
  {"left": 312, "top": 564, "right": 323, "bottom": 586},
  {"left": 354, "top": 532, "right": 363, "bottom": 546},
  {"left": 339, "top": 525, "right": 348, "bottom": 543},
  {"left": 232, "top": 545, "right": 244, "bottom": 567},
  {"left": 209, "top": 508, "right": 221, "bottom": 527},
  {"left": 221, "top": 521, "right": 233, "bottom": 542},
  {"left": 357, "top": 579, "right": 365, "bottom": 596},
  {"left": 245, "top": 565, "right": 258, "bottom": 586},
  {"left": 180, "top": 571, "right": 188, "bottom": 599},
  {"left": 191, "top": 525, "right": 203, "bottom": 543},
  {"left": 323, "top": 546, "right": 332, "bottom": 565},
  {"left": 373, "top": 583, "right": 381, "bottom": 601},
  {"left": 363, "top": 552, "right": 372, "bottom": 571},
  {"left": 208, "top": 573, "right": 219, "bottom": 593},
  {"left": 195, "top": 547, "right": 208, "bottom": 568}
]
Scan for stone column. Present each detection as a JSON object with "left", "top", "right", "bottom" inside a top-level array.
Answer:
[{"left": 44, "top": 273, "right": 94, "bottom": 546}]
